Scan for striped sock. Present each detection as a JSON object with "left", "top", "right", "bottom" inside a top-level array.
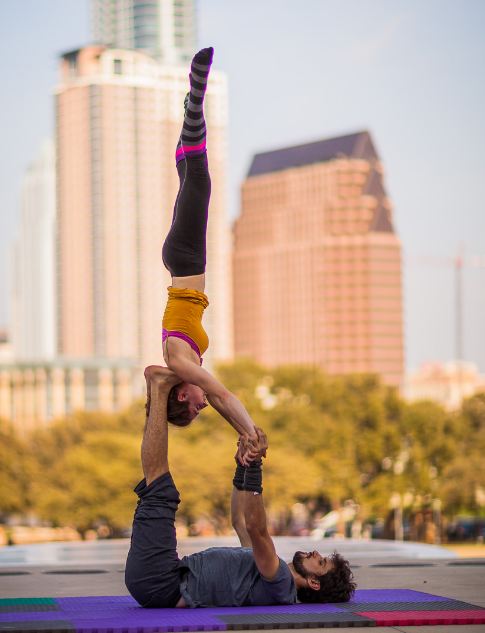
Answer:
[
  {"left": 175, "top": 93, "right": 190, "bottom": 164},
  {"left": 180, "top": 47, "right": 213, "bottom": 159}
]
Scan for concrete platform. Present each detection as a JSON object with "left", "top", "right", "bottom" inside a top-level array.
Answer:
[
  {"left": 1, "top": 538, "right": 484, "bottom": 632},
  {"left": 0, "top": 536, "right": 458, "bottom": 566}
]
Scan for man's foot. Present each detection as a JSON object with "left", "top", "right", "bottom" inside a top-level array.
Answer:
[
  {"left": 180, "top": 47, "right": 214, "bottom": 159},
  {"left": 144, "top": 365, "right": 181, "bottom": 389}
]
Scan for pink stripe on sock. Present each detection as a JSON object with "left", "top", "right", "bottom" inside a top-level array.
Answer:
[
  {"left": 175, "top": 147, "right": 185, "bottom": 158},
  {"left": 182, "top": 141, "right": 206, "bottom": 153}
]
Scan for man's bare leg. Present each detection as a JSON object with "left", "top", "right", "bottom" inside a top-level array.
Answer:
[{"left": 142, "top": 366, "right": 180, "bottom": 486}]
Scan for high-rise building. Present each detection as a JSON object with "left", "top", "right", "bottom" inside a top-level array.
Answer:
[
  {"left": 10, "top": 140, "right": 57, "bottom": 360},
  {"left": 56, "top": 46, "right": 231, "bottom": 369},
  {"left": 0, "top": 358, "right": 139, "bottom": 436},
  {"left": 233, "top": 131, "right": 404, "bottom": 388},
  {"left": 91, "top": 0, "right": 196, "bottom": 65}
]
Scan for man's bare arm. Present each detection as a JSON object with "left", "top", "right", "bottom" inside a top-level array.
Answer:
[
  {"left": 231, "top": 487, "right": 252, "bottom": 547},
  {"left": 231, "top": 430, "right": 276, "bottom": 577},
  {"left": 244, "top": 491, "right": 280, "bottom": 580}
]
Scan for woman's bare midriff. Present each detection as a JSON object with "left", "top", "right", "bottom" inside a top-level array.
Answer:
[
  {"left": 171, "top": 273, "right": 205, "bottom": 292},
  {"left": 163, "top": 335, "right": 201, "bottom": 368}
]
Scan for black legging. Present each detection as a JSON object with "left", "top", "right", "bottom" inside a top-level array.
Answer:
[{"left": 162, "top": 154, "right": 211, "bottom": 277}]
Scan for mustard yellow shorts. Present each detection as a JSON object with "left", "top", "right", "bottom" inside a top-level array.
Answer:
[{"left": 162, "top": 287, "right": 209, "bottom": 357}]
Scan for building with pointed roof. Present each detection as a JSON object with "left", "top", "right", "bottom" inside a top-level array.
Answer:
[{"left": 233, "top": 131, "right": 404, "bottom": 387}]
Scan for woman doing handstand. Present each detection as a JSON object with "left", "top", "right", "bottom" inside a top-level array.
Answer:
[{"left": 161, "top": 47, "right": 259, "bottom": 450}]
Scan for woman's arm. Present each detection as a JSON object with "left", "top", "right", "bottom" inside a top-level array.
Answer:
[{"left": 168, "top": 354, "right": 258, "bottom": 439}]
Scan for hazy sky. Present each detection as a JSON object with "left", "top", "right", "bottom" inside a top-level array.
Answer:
[{"left": 1, "top": 0, "right": 484, "bottom": 372}]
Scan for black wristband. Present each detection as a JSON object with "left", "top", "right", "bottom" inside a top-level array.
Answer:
[
  {"left": 233, "top": 462, "right": 245, "bottom": 491},
  {"left": 232, "top": 460, "right": 263, "bottom": 494},
  {"left": 244, "top": 459, "right": 263, "bottom": 494}
]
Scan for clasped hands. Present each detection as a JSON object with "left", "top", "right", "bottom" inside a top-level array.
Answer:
[{"left": 236, "top": 427, "right": 268, "bottom": 466}]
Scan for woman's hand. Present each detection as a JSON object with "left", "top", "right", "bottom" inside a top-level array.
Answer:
[{"left": 236, "top": 427, "right": 268, "bottom": 465}]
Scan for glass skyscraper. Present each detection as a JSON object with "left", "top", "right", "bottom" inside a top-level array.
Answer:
[{"left": 92, "top": 0, "right": 196, "bottom": 64}]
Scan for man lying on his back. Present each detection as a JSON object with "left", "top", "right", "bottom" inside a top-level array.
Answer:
[{"left": 125, "top": 366, "right": 356, "bottom": 608}]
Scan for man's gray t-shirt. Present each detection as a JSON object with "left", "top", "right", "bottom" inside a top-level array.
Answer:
[{"left": 179, "top": 547, "right": 297, "bottom": 607}]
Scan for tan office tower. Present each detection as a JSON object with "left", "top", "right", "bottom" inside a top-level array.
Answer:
[
  {"left": 234, "top": 131, "right": 404, "bottom": 387},
  {"left": 56, "top": 46, "right": 231, "bottom": 369}
]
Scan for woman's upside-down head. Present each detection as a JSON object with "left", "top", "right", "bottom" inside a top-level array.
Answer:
[{"left": 167, "top": 382, "right": 208, "bottom": 426}]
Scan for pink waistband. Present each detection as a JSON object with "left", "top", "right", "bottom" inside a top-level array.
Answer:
[{"left": 162, "top": 329, "right": 202, "bottom": 364}]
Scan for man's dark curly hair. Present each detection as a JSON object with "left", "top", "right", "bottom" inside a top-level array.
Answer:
[
  {"left": 297, "top": 552, "right": 356, "bottom": 603},
  {"left": 167, "top": 385, "right": 193, "bottom": 427}
]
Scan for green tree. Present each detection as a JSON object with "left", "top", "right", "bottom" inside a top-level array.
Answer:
[
  {"left": 0, "top": 419, "right": 33, "bottom": 517},
  {"left": 30, "top": 409, "right": 144, "bottom": 536},
  {"left": 7, "top": 361, "right": 481, "bottom": 537},
  {"left": 440, "top": 393, "right": 485, "bottom": 515}
]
